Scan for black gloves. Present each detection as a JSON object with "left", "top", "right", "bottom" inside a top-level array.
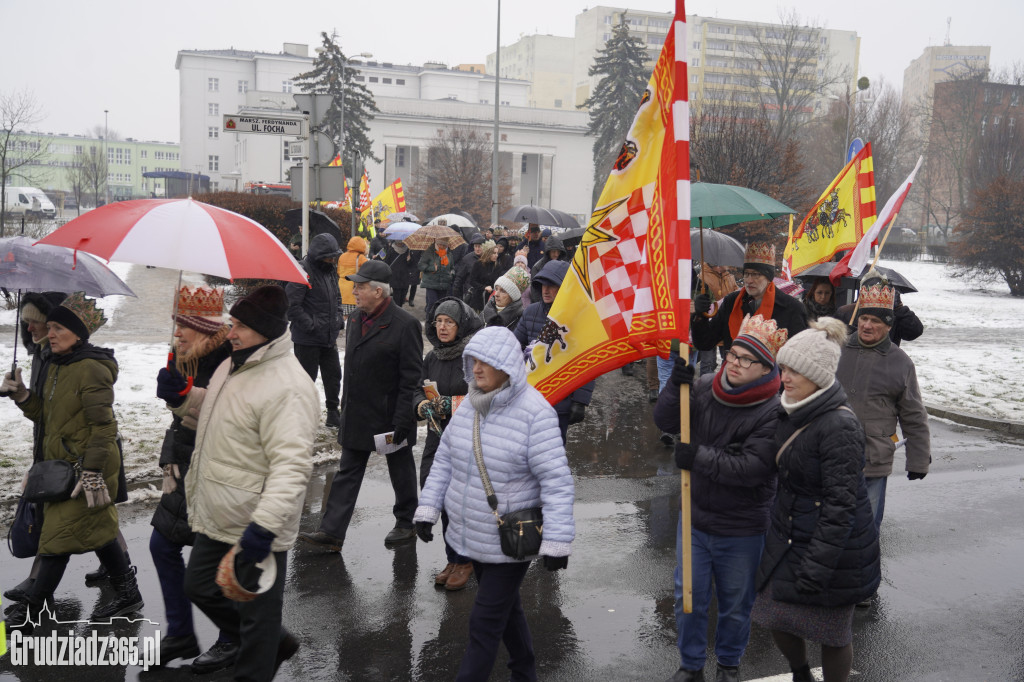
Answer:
[
  {"left": 567, "top": 401, "right": 586, "bottom": 425},
  {"left": 693, "top": 292, "right": 712, "bottom": 314},
  {"left": 156, "top": 367, "right": 190, "bottom": 408},
  {"left": 239, "top": 523, "right": 276, "bottom": 563},
  {"left": 392, "top": 426, "right": 410, "bottom": 446},
  {"left": 415, "top": 521, "right": 434, "bottom": 543},
  {"left": 674, "top": 441, "right": 697, "bottom": 470},
  {"left": 907, "top": 471, "right": 927, "bottom": 481},
  {"left": 542, "top": 556, "right": 568, "bottom": 572},
  {"left": 670, "top": 356, "right": 695, "bottom": 387}
]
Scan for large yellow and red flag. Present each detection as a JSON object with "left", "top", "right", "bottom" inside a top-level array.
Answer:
[
  {"left": 783, "top": 144, "right": 877, "bottom": 278},
  {"left": 527, "top": 0, "right": 691, "bottom": 405},
  {"left": 360, "top": 178, "right": 407, "bottom": 225}
]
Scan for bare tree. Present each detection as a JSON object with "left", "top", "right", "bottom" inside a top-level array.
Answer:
[
  {"left": 406, "top": 125, "right": 512, "bottom": 226},
  {"left": 78, "top": 144, "right": 108, "bottom": 209},
  {"left": 0, "top": 89, "right": 46, "bottom": 235},
  {"left": 65, "top": 155, "right": 87, "bottom": 217},
  {"left": 854, "top": 78, "right": 919, "bottom": 205},
  {"left": 738, "top": 10, "right": 847, "bottom": 143}
]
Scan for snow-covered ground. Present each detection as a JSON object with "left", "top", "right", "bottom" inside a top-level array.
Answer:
[{"left": 1, "top": 257, "right": 1021, "bottom": 505}]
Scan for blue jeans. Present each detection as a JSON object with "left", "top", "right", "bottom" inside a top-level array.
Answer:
[
  {"left": 457, "top": 561, "right": 535, "bottom": 681},
  {"left": 657, "top": 351, "right": 679, "bottom": 392},
  {"left": 674, "top": 521, "right": 764, "bottom": 669},
  {"left": 865, "top": 475, "right": 887, "bottom": 533}
]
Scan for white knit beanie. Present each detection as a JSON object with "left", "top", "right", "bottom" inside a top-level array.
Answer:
[{"left": 776, "top": 317, "right": 849, "bottom": 389}]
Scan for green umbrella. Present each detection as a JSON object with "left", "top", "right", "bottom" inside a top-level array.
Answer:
[{"left": 690, "top": 182, "right": 797, "bottom": 228}]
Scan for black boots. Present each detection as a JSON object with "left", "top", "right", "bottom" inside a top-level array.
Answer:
[
  {"left": 716, "top": 664, "right": 740, "bottom": 682},
  {"left": 4, "top": 598, "right": 46, "bottom": 635},
  {"left": 325, "top": 409, "right": 341, "bottom": 428},
  {"left": 792, "top": 663, "right": 813, "bottom": 682},
  {"left": 84, "top": 563, "right": 111, "bottom": 583},
  {"left": 91, "top": 568, "right": 144, "bottom": 621}
]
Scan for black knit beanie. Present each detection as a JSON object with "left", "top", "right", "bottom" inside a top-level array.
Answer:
[{"left": 229, "top": 285, "right": 289, "bottom": 340}]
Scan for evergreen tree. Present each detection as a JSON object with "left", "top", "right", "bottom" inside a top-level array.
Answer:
[
  {"left": 292, "top": 32, "right": 380, "bottom": 175},
  {"left": 581, "top": 16, "right": 650, "bottom": 206}
]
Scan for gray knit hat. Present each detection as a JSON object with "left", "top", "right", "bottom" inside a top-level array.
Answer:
[
  {"left": 433, "top": 299, "right": 463, "bottom": 326},
  {"left": 776, "top": 317, "right": 849, "bottom": 389}
]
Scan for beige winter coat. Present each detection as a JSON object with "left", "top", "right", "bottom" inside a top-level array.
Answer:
[{"left": 179, "top": 331, "right": 319, "bottom": 551}]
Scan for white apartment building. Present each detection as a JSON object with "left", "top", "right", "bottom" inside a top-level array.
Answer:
[
  {"left": 572, "top": 7, "right": 862, "bottom": 113},
  {"left": 485, "top": 35, "right": 576, "bottom": 110},
  {"left": 902, "top": 45, "right": 991, "bottom": 108},
  {"left": 175, "top": 44, "right": 592, "bottom": 217}
]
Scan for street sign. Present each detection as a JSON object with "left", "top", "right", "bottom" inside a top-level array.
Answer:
[
  {"left": 292, "top": 94, "right": 334, "bottom": 128},
  {"left": 223, "top": 115, "right": 302, "bottom": 136}
]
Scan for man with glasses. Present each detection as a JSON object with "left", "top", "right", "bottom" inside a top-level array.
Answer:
[
  {"left": 653, "top": 314, "right": 788, "bottom": 682},
  {"left": 691, "top": 243, "right": 807, "bottom": 357},
  {"left": 300, "top": 260, "right": 424, "bottom": 552}
]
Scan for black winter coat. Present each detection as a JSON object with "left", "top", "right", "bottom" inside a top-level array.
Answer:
[
  {"left": 151, "top": 341, "right": 232, "bottom": 545},
  {"left": 385, "top": 245, "right": 420, "bottom": 291},
  {"left": 653, "top": 372, "right": 780, "bottom": 536},
  {"left": 338, "top": 300, "right": 424, "bottom": 450},
  {"left": 286, "top": 233, "right": 343, "bottom": 347},
  {"left": 466, "top": 260, "right": 500, "bottom": 311},
  {"left": 413, "top": 297, "right": 483, "bottom": 486},
  {"left": 452, "top": 250, "right": 479, "bottom": 299},
  {"left": 756, "top": 382, "right": 881, "bottom": 607},
  {"left": 482, "top": 297, "right": 523, "bottom": 331},
  {"left": 691, "top": 286, "right": 808, "bottom": 351}
]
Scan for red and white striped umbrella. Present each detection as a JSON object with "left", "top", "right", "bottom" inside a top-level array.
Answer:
[{"left": 36, "top": 198, "right": 308, "bottom": 283}]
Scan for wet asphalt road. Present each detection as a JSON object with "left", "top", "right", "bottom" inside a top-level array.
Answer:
[{"left": 3, "top": 367, "right": 1024, "bottom": 681}]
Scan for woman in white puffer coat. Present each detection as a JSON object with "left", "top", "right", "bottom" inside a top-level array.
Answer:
[{"left": 414, "top": 325, "right": 575, "bottom": 681}]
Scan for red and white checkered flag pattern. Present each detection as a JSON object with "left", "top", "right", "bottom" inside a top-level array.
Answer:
[{"left": 358, "top": 169, "right": 372, "bottom": 212}]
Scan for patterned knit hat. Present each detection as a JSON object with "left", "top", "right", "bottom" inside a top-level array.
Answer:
[
  {"left": 857, "top": 281, "right": 896, "bottom": 327},
  {"left": 744, "top": 242, "right": 776, "bottom": 280},
  {"left": 493, "top": 266, "right": 531, "bottom": 302},
  {"left": 47, "top": 291, "right": 106, "bottom": 341},
  {"left": 776, "top": 317, "right": 849, "bottom": 389},
  {"left": 173, "top": 286, "right": 227, "bottom": 335},
  {"left": 732, "top": 314, "right": 788, "bottom": 366}
]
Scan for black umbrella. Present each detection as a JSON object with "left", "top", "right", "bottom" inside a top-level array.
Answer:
[
  {"left": 689, "top": 229, "right": 744, "bottom": 268},
  {"left": 283, "top": 209, "right": 344, "bottom": 245},
  {"left": 501, "top": 204, "right": 560, "bottom": 226},
  {"left": 795, "top": 263, "right": 917, "bottom": 293},
  {"left": 548, "top": 209, "right": 580, "bottom": 229}
]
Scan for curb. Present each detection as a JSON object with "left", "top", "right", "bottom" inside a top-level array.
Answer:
[{"left": 924, "top": 403, "right": 1024, "bottom": 438}]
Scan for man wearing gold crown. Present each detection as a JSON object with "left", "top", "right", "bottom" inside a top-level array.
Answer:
[
  {"left": 836, "top": 281, "right": 930, "bottom": 542},
  {"left": 653, "top": 314, "right": 788, "bottom": 682},
  {"left": 691, "top": 243, "right": 807, "bottom": 356}
]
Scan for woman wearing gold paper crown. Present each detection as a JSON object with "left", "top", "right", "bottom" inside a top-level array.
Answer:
[
  {"left": 2, "top": 292, "right": 143, "bottom": 632},
  {"left": 149, "top": 286, "right": 235, "bottom": 669},
  {"left": 653, "top": 314, "right": 788, "bottom": 682}
]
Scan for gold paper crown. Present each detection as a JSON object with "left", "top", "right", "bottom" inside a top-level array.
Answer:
[
  {"left": 175, "top": 286, "right": 225, "bottom": 318},
  {"left": 744, "top": 242, "right": 776, "bottom": 267},
  {"left": 60, "top": 291, "right": 107, "bottom": 335},
  {"left": 736, "top": 314, "right": 789, "bottom": 360},
  {"left": 858, "top": 282, "right": 895, "bottom": 311}
]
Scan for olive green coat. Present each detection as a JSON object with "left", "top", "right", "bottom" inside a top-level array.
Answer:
[{"left": 18, "top": 351, "right": 120, "bottom": 555}]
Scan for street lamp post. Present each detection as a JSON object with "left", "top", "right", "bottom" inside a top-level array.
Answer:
[
  {"left": 104, "top": 109, "right": 109, "bottom": 205},
  {"left": 839, "top": 76, "right": 870, "bottom": 166}
]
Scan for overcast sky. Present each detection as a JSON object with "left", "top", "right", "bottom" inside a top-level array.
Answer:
[{"left": 1, "top": 0, "right": 1021, "bottom": 142}]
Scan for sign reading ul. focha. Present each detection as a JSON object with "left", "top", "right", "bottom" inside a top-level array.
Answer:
[{"left": 223, "top": 115, "right": 302, "bottom": 136}]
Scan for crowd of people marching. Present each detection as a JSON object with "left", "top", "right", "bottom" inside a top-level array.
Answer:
[{"left": 1, "top": 222, "right": 930, "bottom": 682}]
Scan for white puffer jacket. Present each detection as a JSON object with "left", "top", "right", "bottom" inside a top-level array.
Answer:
[
  {"left": 181, "top": 331, "right": 319, "bottom": 551},
  {"left": 414, "top": 326, "right": 575, "bottom": 563}
]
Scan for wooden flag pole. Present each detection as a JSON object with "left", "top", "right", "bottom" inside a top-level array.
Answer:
[
  {"left": 847, "top": 208, "right": 903, "bottom": 325},
  {"left": 679, "top": 344, "right": 693, "bottom": 614}
]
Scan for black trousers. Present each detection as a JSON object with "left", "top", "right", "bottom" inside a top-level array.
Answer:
[
  {"left": 184, "top": 533, "right": 288, "bottom": 682},
  {"left": 293, "top": 343, "right": 341, "bottom": 411},
  {"left": 456, "top": 561, "right": 535, "bottom": 681},
  {"left": 319, "top": 446, "right": 418, "bottom": 542}
]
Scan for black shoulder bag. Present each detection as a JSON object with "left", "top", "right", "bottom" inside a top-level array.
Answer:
[{"left": 472, "top": 412, "right": 543, "bottom": 561}]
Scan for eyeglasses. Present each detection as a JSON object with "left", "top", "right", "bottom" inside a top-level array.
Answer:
[
  {"left": 724, "top": 349, "right": 762, "bottom": 369},
  {"left": 434, "top": 319, "right": 458, "bottom": 328},
  {"left": 741, "top": 270, "right": 767, "bottom": 281}
]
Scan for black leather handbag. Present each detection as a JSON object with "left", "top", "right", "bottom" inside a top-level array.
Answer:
[
  {"left": 471, "top": 413, "right": 543, "bottom": 561},
  {"left": 7, "top": 496, "right": 40, "bottom": 558},
  {"left": 23, "top": 458, "right": 80, "bottom": 503}
]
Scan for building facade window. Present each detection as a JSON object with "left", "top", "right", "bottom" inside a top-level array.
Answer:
[
  {"left": 281, "top": 80, "right": 293, "bottom": 93},
  {"left": 209, "top": 155, "right": 219, "bottom": 171},
  {"left": 140, "top": 149, "right": 147, "bottom": 158},
  {"left": 1011, "top": 92, "right": 1021, "bottom": 107},
  {"left": 554, "top": 98, "right": 563, "bottom": 108},
  {"left": 208, "top": 77, "right": 219, "bottom": 92},
  {"left": 238, "top": 80, "right": 249, "bottom": 93},
  {"left": 396, "top": 147, "right": 406, "bottom": 167},
  {"left": 209, "top": 126, "right": 219, "bottom": 139},
  {"left": 208, "top": 103, "right": 219, "bottom": 116},
  {"left": 396, "top": 78, "right": 405, "bottom": 85},
  {"left": 382, "top": 77, "right": 392, "bottom": 84}
]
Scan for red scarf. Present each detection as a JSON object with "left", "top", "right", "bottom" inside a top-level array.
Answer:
[
  {"left": 728, "top": 282, "right": 776, "bottom": 340},
  {"left": 437, "top": 247, "right": 449, "bottom": 267},
  {"left": 711, "top": 363, "right": 781, "bottom": 406}
]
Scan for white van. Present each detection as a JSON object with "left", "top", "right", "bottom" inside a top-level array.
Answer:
[{"left": 3, "top": 186, "right": 57, "bottom": 219}]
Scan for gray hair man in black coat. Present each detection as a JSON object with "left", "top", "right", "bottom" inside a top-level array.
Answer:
[{"left": 300, "top": 260, "right": 425, "bottom": 551}]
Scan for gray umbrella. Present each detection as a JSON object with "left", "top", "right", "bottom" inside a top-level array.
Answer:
[
  {"left": 689, "top": 228, "right": 745, "bottom": 268},
  {"left": 0, "top": 235, "right": 135, "bottom": 376}
]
